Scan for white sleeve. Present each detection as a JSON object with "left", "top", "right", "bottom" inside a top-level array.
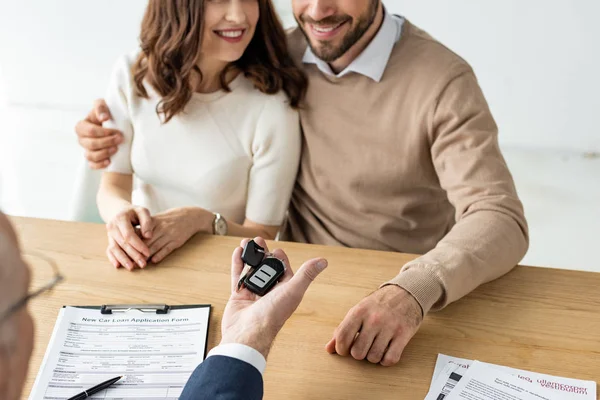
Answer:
[
  {"left": 206, "top": 343, "right": 266, "bottom": 375},
  {"left": 245, "top": 95, "right": 301, "bottom": 226},
  {"left": 103, "top": 56, "right": 135, "bottom": 175}
]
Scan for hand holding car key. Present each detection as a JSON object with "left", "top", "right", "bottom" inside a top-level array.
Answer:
[
  {"left": 220, "top": 237, "right": 328, "bottom": 359},
  {"left": 237, "top": 240, "right": 287, "bottom": 296}
]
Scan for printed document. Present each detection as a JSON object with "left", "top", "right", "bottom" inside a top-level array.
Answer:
[
  {"left": 444, "top": 361, "right": 557, "bottom": 400},
  {"left": 428, "top": 354, "right": 596, "bottom": 400},
  {"left": 29, "top": 306, "right": 210, "bottom": 399}
]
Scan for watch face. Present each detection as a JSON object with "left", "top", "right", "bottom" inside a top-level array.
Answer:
[{"left": 215, "top": 217, "right": 227, "bottom": 235}]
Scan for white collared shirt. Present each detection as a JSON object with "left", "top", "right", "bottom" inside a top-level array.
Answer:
[
  {"left": 206, "top": 343, "right": 267, "bottom": 374},
  {"left": 302, "top": 10, "right": 404, "bottom": 82}
]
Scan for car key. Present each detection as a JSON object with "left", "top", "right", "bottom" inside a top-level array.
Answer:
[
  {"left": 241, "top": 240, "right": 266, "bottom": 267},
  {"left": 238, "top": 240, "right": 272, "bottom": 292},
  {"left": 243, "top": 257, "right": 286, "bottom": 296}
]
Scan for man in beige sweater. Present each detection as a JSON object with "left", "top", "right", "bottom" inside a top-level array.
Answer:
[{"left": 75, "top": 0, "right": 528, "bottom": 367}]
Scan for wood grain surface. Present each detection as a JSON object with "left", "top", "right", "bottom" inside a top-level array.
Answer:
[{"left": 11, "top": 217, "right": 599, "bottom": 399}]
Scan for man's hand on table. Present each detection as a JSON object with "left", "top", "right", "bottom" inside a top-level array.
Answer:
[
  {"left": 326, "top": 285, "right": 423, "bottom": 367},
  {"left": 221, "top": 237, "right": 328, "bottom": 359},
  {"left": 75, "top": 99, "right": 123, "bottom": 169}
]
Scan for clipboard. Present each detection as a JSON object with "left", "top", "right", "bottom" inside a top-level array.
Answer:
[
  {"left": 30, "top": 303, "right": 213, "bottom": 400},
  {"left": 62, "top": 303, "right": 212, "bottom": 358}
]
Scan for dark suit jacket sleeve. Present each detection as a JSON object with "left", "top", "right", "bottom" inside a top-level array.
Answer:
[{"left": 179, "top": 355, "right": 264, "bottom": 400}]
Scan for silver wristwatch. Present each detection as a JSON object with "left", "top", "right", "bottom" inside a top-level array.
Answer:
[{"left": 212, "top": 213, "right": 228, "bottom": 236}]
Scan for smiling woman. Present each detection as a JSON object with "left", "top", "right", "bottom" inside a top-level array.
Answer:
[{"left": 94, "top": 0, "right": 308, "bottom": 271}]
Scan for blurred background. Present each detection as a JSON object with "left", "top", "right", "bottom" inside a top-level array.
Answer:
[{"left": 0, "top": 0, "right": 598, "bottom": 271}]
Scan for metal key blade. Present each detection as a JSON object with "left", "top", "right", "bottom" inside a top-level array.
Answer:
[{"left": 237, "top": 264, "right": 253, "bottom": 292}]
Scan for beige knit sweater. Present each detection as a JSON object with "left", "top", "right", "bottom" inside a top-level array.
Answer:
[{"left": 281, "top": 21, "right": 529, "bottom": 314}]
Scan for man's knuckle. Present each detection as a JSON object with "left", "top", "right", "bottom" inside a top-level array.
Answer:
[
  {"left": 381, "top": 355, "right": 395, "bottom": 367},
  {"left": 393, "top": 321, "right": 408, "bottom": 335},
  {"left": 88, "top": 151, "right": 102, "bottom": 162},
  {"left": 383, "top": 351, "right": 400, "bottom": 366},
  {"left": 367, "top": 352, "right": 382, "bottom": 364},
  {"left": 352, "top": 305, "right": 367, "bottom": 318},
  {"left": 92, "top": 126, "right": 106, "bottom": 138},
  {"left": 339, "top": 334, "right": 353, "bottom": 348},
  {"left": 369, "top": 313, "right": 383, "bottom": 326},
  {"left": 90, "top": 140, "right": 102, "bottom": 150},
  {"left": 350, "top": 346, "right": 365, "bottom": 360},
  {"left": 302, "top": 267, "right": 318, "bottom": 282},
  {"left": 335, "top": 334, "right": 347, "bottom": 346},
  {"left": 79, "top": 122, "right": 93, "bottom": 138}
]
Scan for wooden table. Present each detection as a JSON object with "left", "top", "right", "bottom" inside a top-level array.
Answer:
[{"left": 12, "top": 217, "right": 600, "bottom": 399}]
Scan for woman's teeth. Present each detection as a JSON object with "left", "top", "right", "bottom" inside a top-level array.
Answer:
[{"left": 216, "top": 30, "right": 243, "bottom": 38}]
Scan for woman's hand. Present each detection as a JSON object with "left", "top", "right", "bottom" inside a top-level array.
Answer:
[
  {"left": 145, "top": 207, "right": 213, "bottom": 264},
  {"left": 106, "top": 206, "right": 154, "bottom": 270}
]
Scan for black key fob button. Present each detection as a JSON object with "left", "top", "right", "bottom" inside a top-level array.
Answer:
[{"left": 244, "top": 257, "right": 285, "bottom": 296}]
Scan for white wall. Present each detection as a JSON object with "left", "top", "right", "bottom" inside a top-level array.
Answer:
[
  {"left": 387, "top": 0, "right": 600, "bottom": 152},
  {"left": 0, "top": 1, "right": 146, "bottom": 110}
]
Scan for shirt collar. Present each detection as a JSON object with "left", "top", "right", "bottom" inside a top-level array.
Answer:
[{"left": 302, "top": 9, "right": 404, "bottom": 82}]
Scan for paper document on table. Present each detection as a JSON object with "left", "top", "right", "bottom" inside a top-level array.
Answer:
[
  {"left": 425, "top": 362, "right": 465, "bottom": 400},
  {"left": 431, "top": 354, "right": 473, "bottom": 384},
  {"left": 445, "top": 361, "right": 558, "bottom": 400},
  {"left": 429, "top": 354, "right": 596, "bottom": 400},
  {"left": 29, "top": 305, "right": 210, "bottom": 400}
]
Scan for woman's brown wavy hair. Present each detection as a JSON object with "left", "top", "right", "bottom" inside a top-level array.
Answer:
[{"left": 133, "top": 0, "right": 307, "bottom": 123}]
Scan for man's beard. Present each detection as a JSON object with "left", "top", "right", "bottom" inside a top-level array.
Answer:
[{"left": 296, "top": 0, "right": 379, "bottom": 63}]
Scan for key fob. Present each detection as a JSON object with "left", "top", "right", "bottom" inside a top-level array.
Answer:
[
  {"left": 241, "top": 240, "right": 265, "bottom": 268},
  {"left": 244, "top": 257, "right": 286, "bottom": 296}
]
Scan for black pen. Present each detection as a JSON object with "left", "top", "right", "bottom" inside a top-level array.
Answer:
[{"left": 67, "top": 376, "right": 123, "bottom": 400}]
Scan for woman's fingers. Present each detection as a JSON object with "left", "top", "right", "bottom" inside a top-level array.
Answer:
[
  {"left": 111, "top": 227, "right": 147, "bottom": 268},
  {"left": 116, "top": 216, "right": 150, "bottom": 258},
  {"left": 134, "top": 207, "right": 154, "bottom": 239},
  {"left": 108, "top": 238, "right": 136, "bottom": 271},
  {"left": 149, "top": 235, "right": 170, "bottom": 260},
  {"left": 106, "top": 248, "right": 120, "bottom": 268},
  {"left": 152, "top": 241, "right": 177, "bottom": 264}
]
